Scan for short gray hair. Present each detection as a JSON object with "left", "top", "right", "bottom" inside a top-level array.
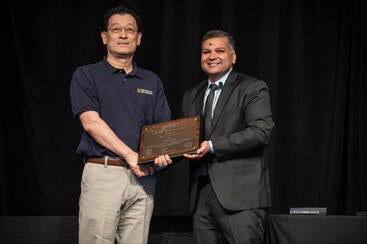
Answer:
[{"left": 202, "top": 30, "right": 236, "bottom": 52}]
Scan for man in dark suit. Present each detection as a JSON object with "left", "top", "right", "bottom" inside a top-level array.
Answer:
[{"left": 181, "top": 29, "right": 275, "bottom": 244}]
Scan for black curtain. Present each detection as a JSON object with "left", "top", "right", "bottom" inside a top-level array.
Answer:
[{"left": 2, "top": 0, "right": 366, "bottom": 216}]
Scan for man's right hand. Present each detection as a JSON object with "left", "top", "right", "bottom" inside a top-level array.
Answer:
[
  {"left": 183, "top": 141, "right": 211, "bottom": 159},
  {"left": 130, "top": 164, "right": 156, "bottom": 177},
  {"left": 124, "top": 151, "right": 146, "bottom": 177}
]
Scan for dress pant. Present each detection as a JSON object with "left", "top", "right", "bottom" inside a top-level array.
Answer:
[
  {"left": 79, "top": 163, "right": 154, "bottom": 244},
  {"left": 194, "top": 178, "right": 266, "bottom": 244}
]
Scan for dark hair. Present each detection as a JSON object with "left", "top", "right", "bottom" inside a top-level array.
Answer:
[
  {"left": 103, "top": 6, "right": 142, "bottom": 32},
  {"left": 202, "top": 30, "right": 236, "bottom": 52}
]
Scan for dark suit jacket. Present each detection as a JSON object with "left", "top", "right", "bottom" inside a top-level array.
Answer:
[{"left": 181, "top": 70, "right": 275, "bottom": 212}]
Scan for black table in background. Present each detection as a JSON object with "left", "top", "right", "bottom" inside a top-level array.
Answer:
[{"left": 266, "top": 214, "right": 367, "bottom": 244}]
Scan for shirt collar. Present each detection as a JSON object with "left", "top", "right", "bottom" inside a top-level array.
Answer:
[
  {"left": 102, "top": 57, "right": 143, "bottom": 79},
  {"left": 207, "top": 67, "right": 232, "bottom": 88}
]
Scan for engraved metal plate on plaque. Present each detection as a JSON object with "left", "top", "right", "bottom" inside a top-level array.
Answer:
[{"left": 138, "top": 115, "right": 200, "bottom": 164}]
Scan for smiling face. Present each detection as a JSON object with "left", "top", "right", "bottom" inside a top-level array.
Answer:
[
  {"left": 201, "top": 36, "right": 237, "bottom": 82},
  {"left": 101, "top": 13, "right": 142, "bottom": 59}
]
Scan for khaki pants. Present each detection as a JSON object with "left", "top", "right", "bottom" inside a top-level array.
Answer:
[{"left": 78, "top": 163, "right": 154, "bottom": 244}]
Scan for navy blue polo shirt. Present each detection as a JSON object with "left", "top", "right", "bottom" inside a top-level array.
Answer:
[{"left": 70, "top": 57, "right": 171, "bottom": 158}]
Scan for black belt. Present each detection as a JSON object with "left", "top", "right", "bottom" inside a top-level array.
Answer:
[{"left": 86, "top": 156, "right": 129, "bottom": 168}]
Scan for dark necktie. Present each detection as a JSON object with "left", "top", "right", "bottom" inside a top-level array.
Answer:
[{"left": 203, "top": 83, "right": 219, "bottom": 139}]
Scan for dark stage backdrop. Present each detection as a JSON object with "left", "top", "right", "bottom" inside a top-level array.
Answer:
[{"left": 2, "top": 0, "right": 366, "bottom": 216}]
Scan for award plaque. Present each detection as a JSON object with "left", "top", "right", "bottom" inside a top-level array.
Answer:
[{"left": 138, "top": 115, "right": 200, "bottom": 164}]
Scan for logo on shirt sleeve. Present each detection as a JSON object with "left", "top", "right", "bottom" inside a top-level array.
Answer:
[{"left": 137, "top": 88, "right": 153, "bottom": 95}]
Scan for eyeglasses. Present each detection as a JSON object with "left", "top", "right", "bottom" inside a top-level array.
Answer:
[{"left": 107, "top": 26, "right": 138, "bottom": 35}]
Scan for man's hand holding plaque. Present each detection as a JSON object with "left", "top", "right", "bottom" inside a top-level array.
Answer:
[{"left": 131, "top": 154, "right": 173, "bottom": 178}]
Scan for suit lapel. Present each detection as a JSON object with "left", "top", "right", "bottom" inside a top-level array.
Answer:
[
  {"left": 211, "top": 72, "right": 238, "bottom": 133},
  {"left": 196, "top": 82, "right": 207, "bottom": 115},
  {"left": 196, "top": 82, "right": 207, "bottom": 141}
]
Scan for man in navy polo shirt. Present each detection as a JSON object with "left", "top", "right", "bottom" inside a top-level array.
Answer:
[{"left": 70, "top": 6, "right": 172, "bottom": 244}]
